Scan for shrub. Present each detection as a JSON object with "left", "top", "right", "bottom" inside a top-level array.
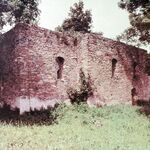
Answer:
[
  {"left": 67, "top": 69, "right": 94, "bottom": 104},
  {"left": 0, "top": 103, "right": 58, "bottom": 126}
]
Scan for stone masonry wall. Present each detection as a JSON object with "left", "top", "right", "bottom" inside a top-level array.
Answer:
[
  {"left": 87, "top": 34, "right": 150, "bottom": 105},
  {"left": 0, "top": 23, "right": 149, "bottom": 113}
]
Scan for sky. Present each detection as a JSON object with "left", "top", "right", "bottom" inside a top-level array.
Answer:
[{"left": 39, "top": 0, "right": 130, "bottom": 39}]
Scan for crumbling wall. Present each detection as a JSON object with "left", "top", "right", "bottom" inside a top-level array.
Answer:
[
  {"left": 86, "top": 34, "right": 133, "bottom": 105},
  {"left": 0, "top": 24, "right": 82, "bottom": 112},
  {"left": 0, "top": 27, "right": 21, "bottom": 106},
  {"left": 86, "top": 34, "right": 150, "bottom": 105},
  {"left": 0, "top": 23, "right": 149, "bottom": 113}
]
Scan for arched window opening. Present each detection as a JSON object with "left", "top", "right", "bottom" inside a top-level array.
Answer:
[
  {"left": 56, "top": 57, "right": 64, "bottom": 79},
  {"left": 112, "top": 58, "right": 117, "bottom": 78},
  {"left": 74, "top": 38, "right": 78, "bottom": 46}
]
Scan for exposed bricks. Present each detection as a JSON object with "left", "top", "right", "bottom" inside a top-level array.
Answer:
[{"left": 0, "top": 23, "right": 149, "bottom": 113}]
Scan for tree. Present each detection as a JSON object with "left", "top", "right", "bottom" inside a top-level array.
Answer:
[
  {"left": 0, "top": 0, "right": 40, "bottom": 32},
  {"left": 117, "top": 0, "right": 150, "bottom": 47},
  {"left": 56, "top": 1, "right": 92, "bottom": 33}
]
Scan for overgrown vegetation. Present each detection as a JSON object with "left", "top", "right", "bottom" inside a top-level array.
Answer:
[
  {"left": 0, "top": 104, "right": 150, "bottom": 149},
  {"left": 56, "top": 1, "right": 92, "bottom": 33},
  {"left": 67, "top": 69, "right": 93, "bottom": 104},
  {"left": 117, "top": 0, "right": 150, "bottom": 47},
  {"left": 0, "top": 103, "right": 58, "bottom": 126},
  {"left": 0, "top": 0, "right": 40, "bottom": 32}
]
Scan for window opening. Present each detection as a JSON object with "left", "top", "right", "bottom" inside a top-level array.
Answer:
[
  {"left": 56, "top": 57, "right": 64, "bottom": 79},
  {"left": 112, "top": 58, "right": 117, "bottom": 78}
]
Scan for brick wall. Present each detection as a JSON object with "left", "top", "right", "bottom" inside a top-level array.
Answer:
[{"left": 0, "top": 23, "right": 149, "bottom": 113}]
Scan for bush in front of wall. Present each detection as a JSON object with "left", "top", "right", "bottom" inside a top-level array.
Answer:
[{"left": 67, "top": 69, "right": 94, "bottom": 104}]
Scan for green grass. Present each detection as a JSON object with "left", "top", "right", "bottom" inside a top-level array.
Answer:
[{"left": 0, "top": 104, "right": 150, "bottom": 150}]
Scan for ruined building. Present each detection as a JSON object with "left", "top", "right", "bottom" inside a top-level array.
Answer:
[{"left": 0, "top": 23, "right": 150, "bottom": 113}]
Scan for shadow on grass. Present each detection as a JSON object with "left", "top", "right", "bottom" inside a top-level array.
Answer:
[
  {"left": 0, "top": 104, "right": 59, "bottom": 126},
  {"left": 136, "top": 100, "right": 150, "bottom": 117},
  {"left": 139, "top": 106, "right": 150, "bottom": 117}
]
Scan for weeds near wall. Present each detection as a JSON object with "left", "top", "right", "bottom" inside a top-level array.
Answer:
[
  {"left": 0, "top": 103, "right": 59, "bottom": 126},
  {"left": 67, "top": 69, "right": 94, "bottom": 104}
]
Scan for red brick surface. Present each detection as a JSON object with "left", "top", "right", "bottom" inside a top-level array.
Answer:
[{"left": 0, "top": 23, "right": 149, "bottom": 113}]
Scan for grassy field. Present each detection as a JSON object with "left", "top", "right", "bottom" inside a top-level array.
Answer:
[{"left": 0, "top": 104, "right": 150, "bottom": 150}]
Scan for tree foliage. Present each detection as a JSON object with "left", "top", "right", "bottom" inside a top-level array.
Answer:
[
  {"left": 56, "top": 1, "right": 92, "bottom": 33},
  {"left": 117, "top": 0, "right": 150, "bottom": 46},
  {"left": 0, "top": 0, "right": 40, "bottom": 32}
]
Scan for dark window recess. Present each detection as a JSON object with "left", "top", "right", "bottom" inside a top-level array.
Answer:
[
  {"left": 131, "top": 88, "right": 136, "bottom": 96},
  {"left": 111, "top": 58, "right": 117, "bottom": 78},
  {"left": 56, "top": 57, "right": 64, "bottom": 79},
  {"left": 133, "top": 62, "right": 138, "bottom": 79},
  {"left": 74, "top": 38, "right": 78, "bottom": 46}
]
